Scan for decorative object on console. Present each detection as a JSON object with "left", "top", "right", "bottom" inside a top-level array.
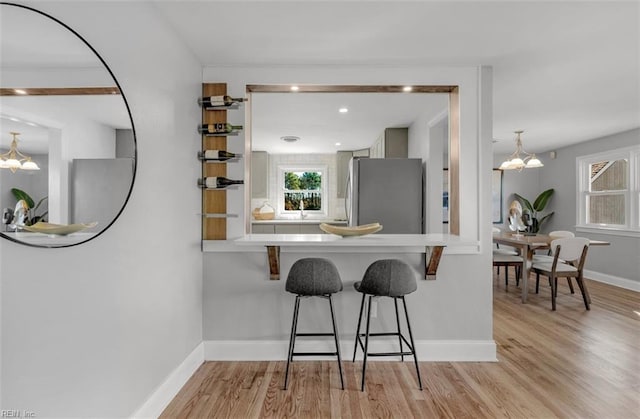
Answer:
[
  {"left": 508, "top": 201, "right": 527, "bottom": 237},
  {"left": 0, "top": 132, "right": 40, "bottom": 172},
  {"left": 10, "top": 188, "right": 48, "bottom": 226},
  {"left": 514, "top": 188, "right": 554, "bottom": 234},
  {"left": 499, "top": 130, "right": 544, "bottom": 171}
]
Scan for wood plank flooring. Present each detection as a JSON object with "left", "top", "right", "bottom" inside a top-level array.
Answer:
[{"left": 161, "top": 273, "right": 640, "bottom": 418}]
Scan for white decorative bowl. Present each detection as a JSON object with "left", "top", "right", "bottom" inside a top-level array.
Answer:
[
  {"left": 22, "top": 221, "right": 98, "bottom": 236},
  {"left": 319, "top": 222, "right": 383, "bottom": 237}
]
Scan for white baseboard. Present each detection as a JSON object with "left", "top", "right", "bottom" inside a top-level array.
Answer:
[
  {"left": 584, "top": 270, "right": 640, "bottom": 292},
  {"left": 131, "top": 343, "right": 205, "bottom": 419},
  {"left": 204, "top": 339, "right": 497, "bottom": 362}
]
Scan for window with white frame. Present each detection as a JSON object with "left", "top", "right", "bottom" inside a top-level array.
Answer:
[
  {"left": 577, "top": 145, "right": 639, "bottom": 235},
  {"left": 277, "top": 165, "right": 327, "bottom": 217}
]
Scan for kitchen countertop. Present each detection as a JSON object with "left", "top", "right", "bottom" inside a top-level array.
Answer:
[
  {"left": 235, "top": 233, "right": 471, "bottom": 247},
  {"left": 203, "top": 234, "right": 479, "bottom": 255},
  {"left": 251, "top": 219, "right": 347, "bottom": 225}
]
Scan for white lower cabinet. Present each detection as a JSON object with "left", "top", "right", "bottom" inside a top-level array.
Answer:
[{"left": 251, "top": 224, "right": 275, "bottom": 234}]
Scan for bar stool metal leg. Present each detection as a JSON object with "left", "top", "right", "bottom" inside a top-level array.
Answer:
[
  {"left": 394, "top": 298, "right": 405, "bottom": 362},
  {"left": 361, "top": 295, "right": 373, "bottom": 392},
  {"left": 352, "top": 293, "right": 366, "bottom": 362},
  {"left": 402, "top": 296, "right": 423, "bottom": 390},
  {"left": 283, "top": 295, "right": 301, "bottom": 390},
  {"left": 328, "top": 295, "right": 345, "bottom": 390}
]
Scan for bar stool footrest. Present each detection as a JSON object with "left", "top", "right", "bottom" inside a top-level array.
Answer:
[
  {"left": 296, "top": 333, "right": 335, "bottom": 337},
  {"left": 292, "top": 351, "right": 339, "bottom": 357},
  {"left": 355, "top": 333, "right": 414, "bottom": 351}
]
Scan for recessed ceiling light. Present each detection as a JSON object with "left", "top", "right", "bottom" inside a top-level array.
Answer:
[
  {"left": 290, "top": 85, "right": 299, "bottom": 91},
  {"left": 335, "top": 142, "right": 341, "bottom": 146},
  {"left": 281, "top": 135, "right": 300, "bottom": 143},
  {"left": 339, "top": 107, "right": 348, "bottom": 113},
  {"left": 14, "top": 89, "right": 27, "bottom": 95},
  {"left": 402, "top": 86, "right": 413, "bottom": 92}
]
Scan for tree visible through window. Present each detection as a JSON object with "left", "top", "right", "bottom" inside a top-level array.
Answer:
[{"left": 283, "top": 171, "right": 322, "bottom": 211}]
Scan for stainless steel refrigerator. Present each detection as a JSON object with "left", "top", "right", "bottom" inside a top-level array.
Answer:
[
  {"left": 70, "top": 158, "right": 134, "bottom": 227},
  {"left": 346, "top": 157, "right": 423, "bottom": 233}
]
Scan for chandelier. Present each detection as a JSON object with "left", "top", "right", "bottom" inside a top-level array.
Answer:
[
  {"left": 499, "top": 130, "right": 543, "bottom": 170},
  {"left": 0, "top": 132, "right": 41, "bottom": 173}
]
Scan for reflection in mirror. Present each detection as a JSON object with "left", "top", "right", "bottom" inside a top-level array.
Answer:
[
  {"left": 247, "top": 87, "right": 453, "bottom": 234},
  {"left": 0, "top": 3, "right": 136, "bottom": 247}
]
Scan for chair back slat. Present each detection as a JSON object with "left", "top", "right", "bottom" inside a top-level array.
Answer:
[{"left": 551, "top": 237, "right": 590, "bottom": 262}]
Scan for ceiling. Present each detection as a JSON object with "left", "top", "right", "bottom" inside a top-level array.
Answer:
[
  {"left": 153, "top": 0, "right": 640, "bottom": 155},
  {"left": 251, "top": 92, "right": 448, "bottom": 153},
  {"left": 1, "top": 1, "right": 638, "bottom": 156},
  {"left": 0, "top": 4, "right": 129, "bottom": 154}
]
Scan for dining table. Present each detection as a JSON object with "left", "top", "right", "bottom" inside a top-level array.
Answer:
[{"left": 492, "top": 232, "right": 610, "bottom": 303}]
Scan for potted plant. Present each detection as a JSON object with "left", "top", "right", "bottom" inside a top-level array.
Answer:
[
  {"left": 514, "top": 188, "right": 554, "bottom": 234},
  {"left": 10, "top": 188, "right": 48, "bottom": 226}
]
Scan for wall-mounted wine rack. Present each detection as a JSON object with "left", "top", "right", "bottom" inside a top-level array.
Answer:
[{"left": 200, "top": 83, "right": 244, "bottom": 240}]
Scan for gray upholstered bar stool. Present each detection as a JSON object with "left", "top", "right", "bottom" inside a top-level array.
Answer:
[
  {"left": 353, "top": 259, "right": 422, "bottom": 391},
  {"left": 283, "top": 258, "right": 345, "bottom": 390}
]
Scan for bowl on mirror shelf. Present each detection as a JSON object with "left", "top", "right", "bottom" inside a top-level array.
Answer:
[
  {"left": 22, "top": 221, "right": 98, "bottom": 236},
  {"left": 319, "top": 222, "right": 383, "bottom": 237}
]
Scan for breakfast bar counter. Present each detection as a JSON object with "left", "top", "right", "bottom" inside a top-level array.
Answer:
[{"left": 230, "top": 233, "right": 479, "bottom": 280}]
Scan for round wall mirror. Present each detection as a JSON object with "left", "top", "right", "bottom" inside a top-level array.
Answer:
[{"left": 0, "top": 3, "right": 136, "bottom": 247}]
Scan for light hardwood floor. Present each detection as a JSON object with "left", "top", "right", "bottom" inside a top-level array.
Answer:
[{"left": 161, "top": 273, "right": 640, "bottom": 418}]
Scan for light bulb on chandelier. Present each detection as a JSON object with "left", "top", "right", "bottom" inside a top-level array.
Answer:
[
  {"left": 499, "top": 130, "right": 543, "bottom": 171},
  {"left": 0, "top": 132, "right": 41, "bottom": 173}
]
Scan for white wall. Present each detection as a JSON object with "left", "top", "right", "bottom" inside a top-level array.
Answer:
[
  {"left": 0, "top": 2, "right": 203, "bottom": 416},
  {"left": 202, "top": 66, "right": 494, "bottom": 358},
  {"left": 409, "top": 113, "right": 448, "bottom": 234}
]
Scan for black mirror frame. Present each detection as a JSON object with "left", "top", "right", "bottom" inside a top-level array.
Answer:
[{"left": 0, "top": 2, "right": 137, "bottom": 248}]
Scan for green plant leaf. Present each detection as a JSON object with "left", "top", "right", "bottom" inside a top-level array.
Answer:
[
  {"left": 533, "top": 188, "right": 554, "bottom": 212},
  {"left": 514, "top": 193, "right": 534, "bottom": 213},
  {"left": 537, "top": 211, "right": 555, "bottom": 231},
  {"left": 10, "top": 188, "right": 35, "bottom": 209},
  {"left": 33, "top": 196, "right": 48, "bottom": 213}
]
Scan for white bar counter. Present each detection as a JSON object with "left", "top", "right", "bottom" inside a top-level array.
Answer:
[
  {"left": 235, "top": 233, "right": 474, "bottom": 247},
  {"left": 229, "top": 233, "right": 479, "bottom": 280}
]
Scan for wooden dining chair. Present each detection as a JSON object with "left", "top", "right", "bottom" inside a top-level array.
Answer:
[
  {"left": 533, "top": 230, "right": 576, "bottom": 294},
  {"left": 531, "top": 237, "right": 591, "bottom": 311},
  {"left": 492, "top": 227, "right": 519, "bottom": 256},
  {"left": 493, "top": 254, "right": 522, "bottom": 289},
  {"left": 492, "top": 227, "right": 520, "bottom": 280}
]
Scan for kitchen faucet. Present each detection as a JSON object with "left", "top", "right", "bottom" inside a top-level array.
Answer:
[{"left": 300, "top": 199, "right": 306, "bottom": 219}]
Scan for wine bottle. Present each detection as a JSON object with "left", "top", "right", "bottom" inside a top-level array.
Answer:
[
  {"left": 199, "top": 150, "right": 238, "bottom": 161},
  {"left": 198, "top": 123, "right": 243, "bottom": 134},
  {"left": 198, "top": 176, "right": 244, "bottom": 189},
  {"left": 199, "top": 95, "right": 245, "bottom": 108}
]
